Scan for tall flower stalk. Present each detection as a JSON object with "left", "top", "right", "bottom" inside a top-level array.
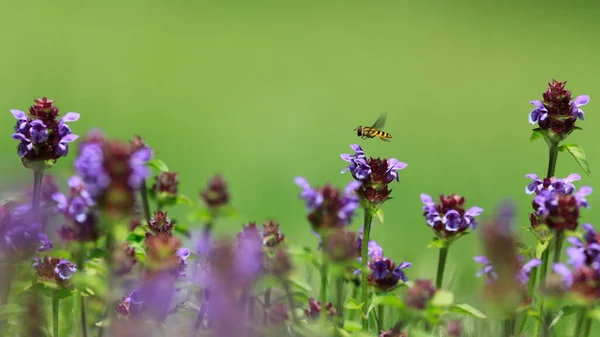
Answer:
[{"left": 339, "top": 144, "right": 407, "bottom": 330}]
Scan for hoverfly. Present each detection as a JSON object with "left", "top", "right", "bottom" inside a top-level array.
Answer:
[{"left": 354, "top": 113, "right": 392, "bottom": 142}]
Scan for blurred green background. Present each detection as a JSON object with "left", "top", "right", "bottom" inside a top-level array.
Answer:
[{"left": 1, "top": 0, "right": 599, "bottom": 333}]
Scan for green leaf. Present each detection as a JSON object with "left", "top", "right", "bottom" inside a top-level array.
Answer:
[
  {"left": 426, "top": 237, "right": 446, "bottom": 249},
  {"left": 343, "top": 298, "right": 364, "bottom": 310},
  {"left": 288, "top": 276, "right": 312, "bottom": 294},
  {"left": 343, "top": 321, "right": 362, "bottom": 332},
  {"left": 176, "top": 194, "right": 194, "bottom": 206},
  {"left": 535, "top": 239, "right": 550, "bottom": 259},
  {"left": 450, "top": 303, "right": 487, "bottom": 319},
  {"left": 186, "top": 209, "right": 212, "bottom": 223},
  {"left": 549, "top": 306, "right": 576, "bottom": 329},
  {"left": 375, "top": 208, "right": 384, "bottom": 224},
  {"left": 372, "top": 293, "right": 404, "bottom": 309},
  {"left": 559, "top": 143, "right": 591, "bottom": 176},
  {"left": 431, "top": 289, "right": 454, "bottom": 307},
  {"left": 530, "top": 129, "right": 545, "bottom": 142},
  {"left": 0, "top": 304, "right": 26, "bottom": 320},
  {"left": 147, "top": 158, "right": 169, "bottom": 172},
  {"left": 589, "top": 308, "right": 600, "bottom": 322}
]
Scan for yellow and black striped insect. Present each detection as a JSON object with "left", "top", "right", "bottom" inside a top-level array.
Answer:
[{"left": 354, "top": 113, "right": 392, "bottom": 142}]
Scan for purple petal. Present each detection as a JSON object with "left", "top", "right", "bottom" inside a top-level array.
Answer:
[
  {"left": 566, "top": 247, "right": 585, "bottom": 268},
  {"left": 51, "top": 193, "right": 68, "bottom": 206},
  {"left": 420, "top": 193, "right": 434, "bottom": 205},
  {"left": 11, "top": 133, "right": 29, "bottom": 142},
  {"left": 61, "top": 134, "right": 79, "bottom": 143},
  {"left": 134, "top": 147, "right": 153, "bottom": 162},
  {"left": 344, "top": 181, "right": 361, "bottom": 194},
  {"left": 397, "top": 262, "right": 412, "bottom": 269},
  {"left": 564, "top": 173, "right": 581, "bottom": 184},
  {"left": 294, "top": 176, "right": 310, "bottom": 190},
  {"left": 465, "top": 206, "right": 483, "bottom": 217},
  {"left": 552, "top": 263, "right": 573, "bottom": 288},
  {"left": 474, "top": 256, "right": 489, "bottom": 264},
  {"left": 530, "top": 100, "right": 547, "bottom": 110},
  {"left": 175, "top": 248, "right": 191, "bottom": 260},
  {"left": 10, "top": 109, "right": 27, "bottom": 120},
  {"left": 62, "top": 112, "right": 80, "bottom": 122},
  {"left": 340, "top": 154, "right": 353, "bottom": 162},
  {"left": 349, "top": 144, "right": 362, "bottom": 152},
  {"left": 567, "top": 236, "right": 583, "bottom": 248},
  {"left": 387, "top": 158, "right": 408, "bottom": 171},
  {"left": 526, "top": 173, "right": 540, "bottom": 180},
  {"left": 522, "top": 259, "right": 542, "bottom": 271},
  {"left": 573, "top": 95, "right": 590, "bottom": 107}
]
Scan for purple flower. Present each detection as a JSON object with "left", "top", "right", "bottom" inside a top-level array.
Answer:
[
  {"left": 529, "top": 100, "right": 548, "bottom": 124},
  {"left": 54, "top": 259, "right": 77, "bottom": 280},
  {"left": 421, "top": 193, "right": 483, "bottom": 238},
  {"left": 236, "top": 225, "right": 265, "bottom": 285},
  {"left": 174, "top": 248, "right": 191, "bottom": 277},
  {"left": 552, "top": 263, "right": 574, "bottom": 288},
  {"left": 9, "top": 98, "right": 80, "bottom": 163},
  {"left": 571, "top": 95, "right": 590, "bottom": 120},
  {"left": 517, "top": 259, "right": 542, "bottom": 284},
  {"left": 1, "top": 203, "right": 52, "bottom": 259},
  {"left": 52, "top": 176, "right": 95, "bottom": 223},
  {"left": 474, "top": 256, "right": 497, "bottom": 282},
  {"left": 475, "top": 256, "right": 541, "bottom": 285},
  {"left": 294, "top": 177, "right": 360, "bottom": 233},
  {"left": 29, "top": 120, "right": 48, "bottom": 144},
  {"left": 129, "top": 146, "right": 153, "bottom": 189},
  {"left": 368, "top": 257, "right": 411, "bottom": 290},
  {"left": 354, "top": 234, "right": 384, "bottom": 275},
  {"left": 74, "top": 141, "right": 110, "bottom": 198},
  {"left": 565, "top": 224, "right": 600, "bottom": 270}
]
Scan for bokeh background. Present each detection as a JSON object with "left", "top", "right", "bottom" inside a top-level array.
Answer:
[{"left": 1, "top": 0, "right": 599, "bottom": 334}]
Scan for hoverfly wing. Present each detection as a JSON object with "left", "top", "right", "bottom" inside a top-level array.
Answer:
[{"left": 370, "top": 112, "right": 387, "bottom": 130}]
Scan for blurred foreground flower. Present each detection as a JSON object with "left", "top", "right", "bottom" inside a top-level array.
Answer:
[
  {"left": 1, "top": 202, "right": 52, "bottom": 261},
  {"left": 32, "top": 257, "right": 76, "bottom": 285}
]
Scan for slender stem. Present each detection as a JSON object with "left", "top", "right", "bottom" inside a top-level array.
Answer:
[
  {"left": 32, "top": 170, "right": 44, "bottom": 221},
  {"left": 263, "top": 288, "right": 272, "bottom": 325},
  {"left": 335, "top": 276, "right": 344, "bottom": 329},
  {"left": 139, "top": 180, "right": 152, "bottom": 221},
  {"left": 435, "top": 246, "right": 449, "bottom": 289},
  {"left": 582, "top": 315, "right": 593, "bottom": 337},
  {"left": 194, "top": 290, "right": 210, "bottom": 330},
  {"left": 283, "top": 280, "right": 299, "bottom": 324},
  {"left": 77, "top": 245, "right": 88, "bottom": 337},
  {"left": 348, "top": 281, "right": 358, "bottom": 321},
  {"left": 533, "top": 248, "right": 550, "bottom": 337},
  {"left": 320, "top": 260, "right": 329, "bottom": 324},
  {"left": 503, "top": 317, "right": 515, "bottom": 337},
  {"left": 378, "top": 305, "right": 385, "bottom": 332},
  {"left": 516, "top": 264, "right": 538, "bottom": 334},
  {"left": 360, "top": 208, "right": 373, "bottom": 331},
  {"left": 553, "top": 231, "right": 564, "bottom": 264},
  {"left": 546, "top": 144, "right": 559, "bottom": 178},
  {"left": 52, "top": 293, "right": 59, "bottom": 337}
]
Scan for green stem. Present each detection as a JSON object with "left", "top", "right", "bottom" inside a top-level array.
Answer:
[
  {"left": 282, "top": 280, "right": 299, "bottom": 324},
  {"left": 348, "top": 281, "right": 359, "bottom": 321},
  {"left": 435, "top": 246, "right": 449, "bottom": 289},
  {"left": 516, "top": 264, "right": 538, "bottom": 334},
  {"left": 574, "top": 307, "right": 586, "bottom": 337},
  {"left": 546, "top": 144, "right": 559, "bottom": 178},
  {"left": 77, "top": 246, "right": 88, "bottom": 337},
  {"left": 533, "top": 248, "right": 550, "bottom": 337},
  {"left": 335, "top": 276, "right": 344, "bottom": 329},
  {"left": 360, "top": 208, "right": 373, "bottom": 331},
  {"left": 139, "top": 180, "right": 152, "bottom": 221},
  {"left": 320, "top": 260, "right": 329, "bottom": 324},
  {"left": 263, "top": 287, "right": 272, "bottom": 325},
  {"left": 378, "top": 304, "right": 385, "bottom": 332},
  {"left": 52, "top": 293, "right": 59, "bottom": 337},
  {"left": 553, "top": 232, "right": 564, "bottom": 264},
  {"left": 503, "top": 317, "right": 515, "bottom": 337},
  {"left": 582, "top": 316, "right": 593, "bottom": 337},
  {"left": 32, "top": 170, "right": 44, "bottom": 221}
]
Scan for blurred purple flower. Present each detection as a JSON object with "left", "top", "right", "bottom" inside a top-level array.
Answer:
[
  {"left": 74, "top": 140, "right": 110, "bottom": 198},
  {"left": 129, "top": 146, "right": 153, "bottom": 189},
  {"left": 474, "top": 255, "right": 541, "bottom": 285},
  {"left": 52, "top": 175, "right": 95, "bottom": 223}
]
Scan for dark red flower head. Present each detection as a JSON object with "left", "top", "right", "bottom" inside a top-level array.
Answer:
[
  {"left": 405, "top": 279, "right": 436, "bottom": 309},
  {"left": 201, "top": 175, "right": 230, "bottom": 208}
]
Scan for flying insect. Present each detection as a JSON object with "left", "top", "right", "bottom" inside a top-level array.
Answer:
[{"left": 354, "top": 113, "right": 392, "bottom": 142}]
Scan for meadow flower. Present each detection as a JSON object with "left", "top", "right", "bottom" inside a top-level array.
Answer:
[
  {"left": 304, "top": 298, "right": 336, "bottom": 320},
  {"left": 74, "top": 131, "right": 153, "bottom": 216},
  {"left": 147, "top": 210, "right": 175, "bottom": 235},
  {"left": 474, "top": 256, "right": 541, "bottom": 285},
  {"left": 152, "top": 171, "right": 179, "bottom": 204},
  {"left": 368, "top": 257, "right": 411, "bottom": 290},
  {"left": 526, "top": 173, "right": 592, "bottom": 231},
  {"left": 201, "top": 175, "right": 230, "bottom": 209},
  {"left": 552, "top": 263, "right": 600, "bottom": 300},
  {"left": 114, "top": 244, "right": 138, "bottom": 276},
  {"left": 340, "top": 144, "right": 407, "bottom": 207},
  {"left": 52, "top": 175, "right": 95, "bottom": 223},
  {"left": 528, "top": 79, "right": 590, "bottom": 137},
  {"left": 262, "top": 220, "right": 285, "bottom": 247},
  {"left": 10, "top": 97, "right": 80, "bottom": 168},
  {"left": 405, "top": 279, "right": 436, "bottom": 309},
  {"left": 323, "top": 228, "right": 357, "bottom": 263},
  {"left": 1, "top": 203, "right": 52, "bottom": 260},
  {"left": 421, "top": 193, "right": 483, "bottom": 239},
  {"left": 236, "top": 223, "right": 265, "bottom": 285},
  {"left": 565, "top": 223, "right": 600, "bottom": 268},
  {"left": 294, "top": 177, "right": 360, "bottom": 234},
  {"left": 31, "top": 257, "right": 76, "bottom": 284}
]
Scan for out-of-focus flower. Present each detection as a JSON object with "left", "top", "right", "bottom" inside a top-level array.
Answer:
[
  {"left": 31, "top": 257, "right": 76, "bottom": 285},
  {"left": 152, "top": 171, "right": 179, "bottom": 204},
  {"left": 565, "top": 223, "right": 600, "bottom": 268},
  {"left": 304, "top": 298, "right": 336, "bottom": 320},
  {"left": 269, "top": 303, "right": 289, "bottom": 324},
  {"left": 74, "top": 131, "right": 153, "bottom": 216},
  {"left": 0, "top": 202, "right": 52, "bottom": 261},
  {"left": 528, "top": 79, "right": 589, "bottom": 137},
  {"left": 405, "top": 279, "right": 436, "bottom": 309},
  {"left": 294, "top": 177, "right": 360, "bottom": 235},
  {"left": 262, "top": 220, "right": 285, "bottom": 247},
  {"left": 323, "top": 229, "right": 357, "bottom": 263},
  {"left": 114, "top": 244, "right": 138, "bottom": 276},
  {"left": 341, "top": 144, "right": 407, "bottom": 207},
  {"left": 526, "top": 173, "right": 592, "bottom": 231},
  {"left": 10, "top": 97, "right": 80, "bottom": 168},
  {"left": 24, "top": 174, "right": 59, "bottom": 205},
  {"left": 446, "top": 320, "right": 463, "bottom": 337},
  {"left": 475, "top": 256, "right": 541, "bottom": 285},
  {"left": 147, "top": 210, "right": 175, "bottom": 235},
  {"left": 421, "top": 193, "right": 483, "bottom": 239},
  {"left": 201, "top": 175, "right": 229, "bottom": 209},
  {"left": 52, "top": 176, "right": 95, "bottom": 223}
]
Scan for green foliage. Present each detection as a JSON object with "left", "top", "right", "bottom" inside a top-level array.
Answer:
[
  {"left": 147, "top": 158, "right": 170, "bottom": 172},
  {"left": 450, "top": 303, "right": 488, "bottom": 319},
  {"left": 559, "top": 143, "right": 591, "bottom": 176}
]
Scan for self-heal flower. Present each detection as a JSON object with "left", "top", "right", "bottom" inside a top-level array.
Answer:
[
  {"left": 565, "top": 224, "right": 600, "bottom": 270},
  {"left": 368, "top": 257, "right": 411, "bottom": 290},
  {"left": 528, "top": 79, "right": 590, "bottom": 137},
  {"left": 474, "top": 256, "right": 541, "bottom": 285},
  {"left": 527, "top": 173, "right": 592, "bottom": 231},
  {"left": 341, "top": 144, "right": 407, "bottom": 207},
  {"left": 552, "top": 263, "right": 600, "bottom": 300},
  {"left": 421, "top": 193, "right": 483, "bottom": 238},
  {"left": 9, "top": 98, "right": 80, "bottom": 168},
  {"left": 32, "top": 256, "right": 76, "bottom": 285},
  {"left": 52, "top": 175, "right": 95, "bottom": 223},
  {"left": 1, "top": 203, "right": 53, "bottom": 261},
  {"left": 304, "top": 298, "right": 336, "bottom": 320},
  {"left": 295, "top": 177, "right": 360, "bottom": 234}
]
